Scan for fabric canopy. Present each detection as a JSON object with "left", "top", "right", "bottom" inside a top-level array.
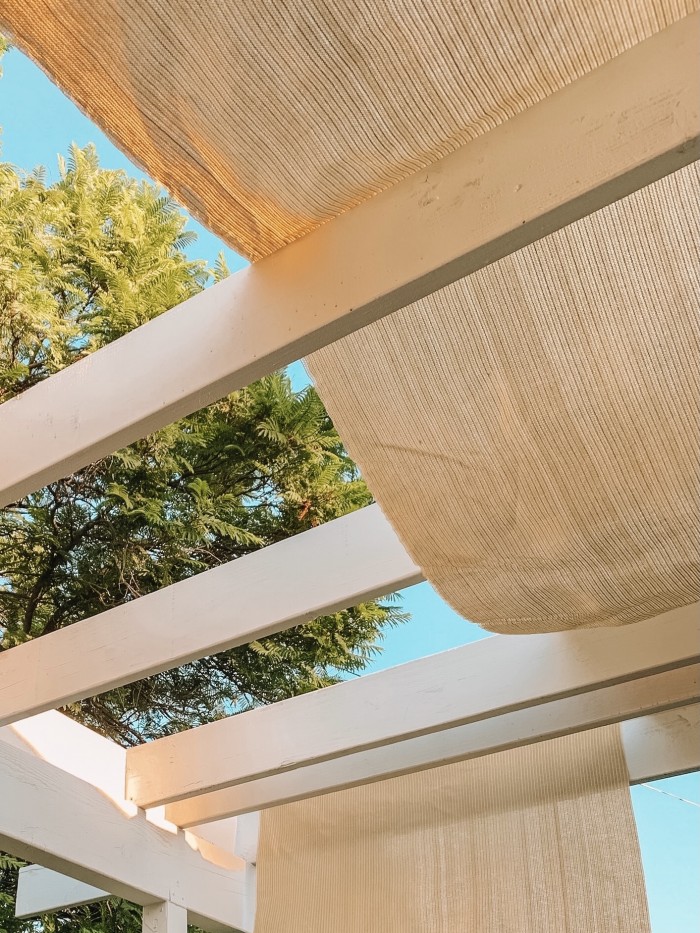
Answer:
[
  {"left": 2, "top": 0, "right": 697, "bottom": 631},
  {"left": 310, "top": 165, "right": 700, "bottom": 631},
  {"left": 255, "top": 726, "right": 651, "bottom": 932},
  {"left": 0, "top": 0, "right": 693, "bottom": 260}
]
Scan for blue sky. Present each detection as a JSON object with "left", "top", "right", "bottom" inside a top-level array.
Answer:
[{"left": 1, "top": 44, "right": 697, "bottom": 931}]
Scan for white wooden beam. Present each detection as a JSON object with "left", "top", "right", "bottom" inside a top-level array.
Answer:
[
  {"left": 143, "top": 902, "right": 188, "bottom": 933},
  {"left": 4, "top": 712, "right": 250, "bottom": 924},
  {"left": 0, "top": 739, "right": 251, "bottom": 933},
  {"left": 233, "top": 813, "right": 260, "bottom": 865},
  {"left": 15, "top": 866, "right": 109, "bottom": 918},
  {"left": 0, "top": 504, "right": 420, "bottom": 728},
  {"left": 0, "top": 709, "right": 240, "bottom": 858},
  {"left": 127, "top": 602, "right": 700, "bottom": 808},
  {"left": 0, "top": 16, "right": 696, "bottom": 507},
  {"left": 0, "top": 713, "right": 252, "bottom": 931},
  {"left": 624, "top": 702, "right": 700, "bottom": 784},
  {"left": 165, "top": 666, "right": 699, "bottom": 825}
]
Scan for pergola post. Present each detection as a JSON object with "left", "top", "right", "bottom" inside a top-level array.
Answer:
[{"left": 142, "top": 902, "right": 188, "bottom": 933}]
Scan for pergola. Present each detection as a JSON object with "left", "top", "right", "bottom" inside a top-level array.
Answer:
[{"left": 0, "top": 2, "right": 698, "bottom": 930}]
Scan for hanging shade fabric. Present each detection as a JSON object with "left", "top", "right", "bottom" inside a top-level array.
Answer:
[
  {"left": 0, "top": 0, "right": 694, "bottom": 260},
  {"left": 254, "top": 726, "right": 651, "bottom": 933},
  {"left": 1, "top": 1, "right": 697, "bottom": 632},
  {"left": 309, "top": 165, "right": 700, "bottom": 632}
]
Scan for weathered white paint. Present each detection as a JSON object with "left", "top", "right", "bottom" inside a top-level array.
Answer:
[
  {"left": 0, "top": 16, "right": 696, "bottom": 507},
  {"left": 0, "top": 504, "right": 420, "bottom": 728},
  {"left": 166, "top": 666, "right": 699, "bottom": 825},
  {"left": 143, "top": 901, "right": 188, "bottom": 933},
  {"left": 15, "top": 866, "right": 109, "bottom": 918},
  {"left": 128, "top": 603, "right": 700, "bottom": 808},
  {"left": 0, "top": 740, "right": 251, "bottom": 933},
  {"left": 624, "top": 703, "right": 700, "bottom": 784}
]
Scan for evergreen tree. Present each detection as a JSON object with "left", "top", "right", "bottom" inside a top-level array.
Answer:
[{"left": 0, "top": 143, "right": 404, "bottom": 928}]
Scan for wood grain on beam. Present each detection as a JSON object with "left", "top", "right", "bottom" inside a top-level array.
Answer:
[{"left": 0, "top": 16, "right": 696, "bottom": 506}]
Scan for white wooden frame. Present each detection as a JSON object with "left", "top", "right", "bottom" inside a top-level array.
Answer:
[
  {"left": 0, "top": 712, "right": 254, "bottom": 931},
  {"left": 0, "top": 12, "right": 697, "bottom": 931},
  {"left": 0, "top": 15, "right": 696, "bottom": 507},
  {"left": 10, "top": 701, "right": 700, "bottom": 921},
  {"left": 15, "top": 868, "right": 110, "bottom": 918},
  {"left": 0, "top": 504, "right": 420, "bottom": 727},
  {"left": 126, "top": 604, "right": 699, "bottom": 808},
  {"left": 164, "top": 671, "right": 699, "bottom": 825},
  {"left": 0, "top": 739, "right": 252, "bottom": 932}
]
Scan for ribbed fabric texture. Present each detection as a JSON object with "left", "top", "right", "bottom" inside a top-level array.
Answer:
[
  {"left": 254, "top": 726, "right": 650, "bottom": 933},
  {"left": 1, "top": 2, "right": 697, "bottom": 631},
  {"left": 309, "top": 165, "right": 700, "bottom": 632},
  {"left": 0, "top": 1, "right": 695, "bottom": 260}
]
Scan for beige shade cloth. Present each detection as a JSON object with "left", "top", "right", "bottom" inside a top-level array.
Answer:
[
  {"left": 309, "top": 165, "right": 700, "bottom": 632},
  {"left": 254, "top": 725, "right": 650, "bottom": 933},
  {"left": 0, "top": 1, "right": 695, "bottom": 260},
  {"left": 1, "top": 2, "right": 697, "bottom": 631}
]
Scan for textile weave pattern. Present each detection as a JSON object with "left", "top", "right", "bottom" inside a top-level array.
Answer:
[
  {"left": 254, "top": 726, "right": 651, "bottom": 932},
  {"left": 0, "top": 0, "right": 695, "bottom": 259},
  {"left": 309, "top": 165, "right": 700, "bottom": 632}
]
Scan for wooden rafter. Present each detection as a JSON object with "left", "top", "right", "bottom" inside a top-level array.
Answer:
[
  {"left": 126, "top": 603, "right": 700, "bottom": 809},
  {"left": 0, "top": 504, "right": 420, "bottom": 728}
]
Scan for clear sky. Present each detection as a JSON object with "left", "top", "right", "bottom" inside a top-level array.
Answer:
[{"left": 1, "top": 44, "right": 697, "bottom": 932}]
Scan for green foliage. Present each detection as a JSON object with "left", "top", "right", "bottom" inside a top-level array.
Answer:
[{"left": 0, "top": 145, "right": 405, "bottom": 929}]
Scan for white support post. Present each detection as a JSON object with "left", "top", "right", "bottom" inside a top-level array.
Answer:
[
  {"left": 234, "top": 813, "right": 261, "bottom": 865},
  {"left": 126, "top": 603, "right": 700, "bottom": 809},
  {"left": 0, "top": 15, "right": 696, "bottom": 507},
  {"left": 143, "top": 902, "right": 188, "bottom": 933},
  {"left": 0, "top": 504, "right": 420, "bottom": 729}
]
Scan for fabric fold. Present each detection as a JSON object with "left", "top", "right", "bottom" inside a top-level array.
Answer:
[{"left": 308, "top": 165, "right": 700, "bottom": 632}]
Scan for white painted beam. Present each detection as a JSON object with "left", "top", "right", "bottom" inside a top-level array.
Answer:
[
  {"left": 624, "top": 703, "right": 700, "bottom": 784},
  {"left": 15, "top": 866, "right": 109, "bottom": 918},
  {"left": 0, "top": 16, "right": 696, "bottom": 506},
  {"left": 0, "top": 504, "right": 420, "bottom": 728},
  {"left": 233, "top": 813, "right": 260, "bottom": 865},
  {"left": 127, "top": 602, "right": 700, "bottom": 808},
  {"left": 0, "top": 709, "right": 241, "bottom": 862},
  {"left": 4, "top": 712, "right": 249, "bottom": 924},
  {"left": 0, "top": 740, "right": 251, "bottom": 933},
  {"left": 165, "top": 666, "right": 699, "bottom": 825}
]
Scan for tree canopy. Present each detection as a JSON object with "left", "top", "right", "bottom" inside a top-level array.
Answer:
[{"left": 0, "top": 141, "right": 403, "bottom": 928}]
